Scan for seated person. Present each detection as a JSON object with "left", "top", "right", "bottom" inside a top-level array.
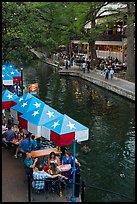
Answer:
[
  {"left": 14, "top": 133, "right": 33, "bottom": 158},
  {"left": 62, "top": 151, "right": 80, "bottom": 167},
  {"left": 16, "top": 132, "right": 24, "bottom": 144},
  {"left": 48, "top": 152, "right": 60, "bottom": 166},
  {"left": 47, "top": 163, "right": 68, "bottom": 182},
  {"left": 2, "top": 125, "right": 16, "bottom": 147},
  {"left": 24, "top": 152, "right": 38, "bottom": 178},
  {"left": 47, "top": 163, "right": 60, "bottom": 175},
  {"left": 32, "top": 163, "right": 61, "bottom": 191},
  {"left": 16, "top": 128, "right": 25, "bottom": 143},
  {"left": 35, "top": 137, "right": 41, "bottom": 150},
  {"left": 19, "top": 128, "right": 25, "bottom": 138},
  {"left": 62, "top": 151, "right": 80, "bottom": 181},
  {"left": 31, "top": 134, "right": 37, "bottom": 150},
  {"left": 2, "top": 119, "right": 8, "bottom": 132}
]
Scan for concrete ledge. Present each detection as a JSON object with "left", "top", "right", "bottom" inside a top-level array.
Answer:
[{"left": 59, "top": 71, "right": 135, "bottom": 101}]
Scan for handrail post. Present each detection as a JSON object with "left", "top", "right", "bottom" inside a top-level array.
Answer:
[
  {"left": 70, "top": 139, "right": 77, "bottom": 202},
  {"left": 28, "top": 175, "right": 31, "bottom": 202},
  {"left": 81, "top": 181, "right": 85, "bottom": 202}
]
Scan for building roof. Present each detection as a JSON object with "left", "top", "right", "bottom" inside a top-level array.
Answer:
[{"left": 84, "top": 3, "right": 127, "bottom": 29}]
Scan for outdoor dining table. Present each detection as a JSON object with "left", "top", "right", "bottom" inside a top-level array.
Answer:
[
  {"left": 57, "top": 164, "right": 72, "bottom": 173},
  {"left": 30, "top": 148, "right": 62, "bottom": 158},
  {"left": 10, "top": 139, "right": 20, "bottom": 146}
]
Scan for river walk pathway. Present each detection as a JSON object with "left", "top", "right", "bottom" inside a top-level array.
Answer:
[
  {"left": 46, "top": 59, "right": 135, "bottom": 102},
  {"left": 30, "top": 48, "right": 135, "bottom": 102}
]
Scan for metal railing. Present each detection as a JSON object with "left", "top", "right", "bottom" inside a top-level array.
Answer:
[
  {"left": 80, "top": 181, "right": 135, "bottom": 202},
  {"left": 27, "top": 176, "right": 135, "bottom": 202}
]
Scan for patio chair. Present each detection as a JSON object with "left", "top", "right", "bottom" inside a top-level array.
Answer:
[{"left": 46, "top": 177, "right": 61, "bottom": 196}]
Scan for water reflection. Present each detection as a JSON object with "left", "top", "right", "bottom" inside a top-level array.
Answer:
[{"left": 23, "top": 61, "right": 135, "bottom": 202}]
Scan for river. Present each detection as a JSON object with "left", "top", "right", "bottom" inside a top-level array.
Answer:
[{"left": 23, "top": 61, "right": 135, "bottom": 202}]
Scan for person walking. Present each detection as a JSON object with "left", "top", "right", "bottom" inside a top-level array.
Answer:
[
  {"left": 65, "top": 59, "right": 68, "bottom": 69},
  {"left": 86, "top": 57, "right": 91, "bottom": 73},
  {"left": 109, "top": 68, "right": 114, "bottom": 79},
  {"left": 82, "top": 61, "right": 87, "bottom": 73},
  {"left": 105, "top": 68, "right": 109, "bottom": 80}
]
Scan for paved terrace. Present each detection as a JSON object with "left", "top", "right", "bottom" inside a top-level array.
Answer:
[{"left": 2, "top": 147, "right": 81, "bottom": 202}]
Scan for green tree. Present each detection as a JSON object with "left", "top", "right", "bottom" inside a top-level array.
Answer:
[
  {"left": 2, "top": 2, "right": 67, "bottom": 64},
  {"left": 65, "top": 2, "right": 117, "bottom": 67}
]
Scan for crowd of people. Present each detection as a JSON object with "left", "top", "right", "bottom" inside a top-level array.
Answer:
[
  {"left": 2, "top": 119, "right": 40, "bottom": 156},
  {"left": 22, "top": 149, "right": 80, "bottom": 194},
  {"left": 2, "top": 118, "right": 80, "bottom": 193},
  {"left": 9, "top": 82, "right": 23, "bottom": 96},
  {"left": 51, "top": 51, "right": 126, "bottom": 81}
]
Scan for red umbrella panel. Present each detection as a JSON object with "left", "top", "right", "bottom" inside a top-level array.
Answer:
[
  {"left": 2, "top": 101, "right": 16, "bottom": 110},
  {"left": 2, "top": 90, "right": 18, "bottom": 110},
  {"left": 42, "top": 114, "right": 89, "bottom": 147},
  {"left": 13, "top": 76, "right": 22, "bottom": 82},
  {"left": 18, "top": 112, "right": 28, "bottom": 130},
  {"left": 50, "top": 131, "right": 75, "bottom": 147}
]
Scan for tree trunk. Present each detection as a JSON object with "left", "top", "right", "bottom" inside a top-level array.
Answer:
[
  {"left": 125, "top": 2, "right": 135, "bottom": 82},
  {"left": 88, "top": 11, "right": 99, "bottom": 69},
  {"left": 89, "top": 41, "right": 98, "bottom": 69}
]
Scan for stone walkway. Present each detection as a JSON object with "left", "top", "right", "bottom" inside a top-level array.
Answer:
[{"left": 58, "top": 65, "right": 135, "bottom": 101}]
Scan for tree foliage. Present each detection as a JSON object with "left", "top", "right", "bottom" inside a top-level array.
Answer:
[
  {"left": 2, "top": 2, "right": 135, "bottom": 80},
  {"left": 2, "top": 2, "right": 68, "bottom": 64}
]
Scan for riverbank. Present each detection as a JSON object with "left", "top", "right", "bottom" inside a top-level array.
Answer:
[
  {"left": 45, "top": 60, "right": 135, "bottom": 102},
  {"left": 30, "top": 49, "right": 135, "bottom": 101}
]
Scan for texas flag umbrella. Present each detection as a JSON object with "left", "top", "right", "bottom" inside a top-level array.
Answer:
[
  {"left": 42, "top": 113, "right": 89, "bottom": 201},
  {"left": 2, "top": 89, "right": 19, "bottom": 110},
  {"left": 41, "top": 114, "right": 89, "bottom": 147},
  {"left": 3, "top": 63, "right": 16, "bottom": 69},
  {"left": 10, "top": 94, "right": 44, "bottom": 129},
  {"left": 2, "top": 70, "right": 13, "bottom": 85},
  {"left": 20, "top": 103, "right": 62, "bottom": 136},
  {"left": 10, "top": 92, "right": 34, "bottom": 121},
  {"left": 2, "top": 65, "right": 21, "bottom": 82}
]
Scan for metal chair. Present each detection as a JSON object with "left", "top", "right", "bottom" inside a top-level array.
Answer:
[{"left": 46, "top": 177, "right": 61, "bottom": 196}]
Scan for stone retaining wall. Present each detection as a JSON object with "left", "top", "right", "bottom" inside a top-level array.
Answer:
[{"left": 59, "top": 71, "right": 135, "bottom": 101}]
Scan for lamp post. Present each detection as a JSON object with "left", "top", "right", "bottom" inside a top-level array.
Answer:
[
  {"left": 70, "top": 139, "right": 77, "bottom": 202},
  {"left": 20, "top": 67, "right": 24, "bottom": 96}
]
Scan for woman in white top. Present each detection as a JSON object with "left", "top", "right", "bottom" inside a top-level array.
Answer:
[{"left": 48, "top": 151, "right": 60, "bottom": 166}]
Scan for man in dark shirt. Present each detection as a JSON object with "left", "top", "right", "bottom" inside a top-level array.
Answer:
[{"left": 2, "top": 125, "right": 16, "bottom": 147}]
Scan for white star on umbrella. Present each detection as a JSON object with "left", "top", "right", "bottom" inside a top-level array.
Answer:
[
  {"left": 6, "top": 94, "right": 13, "bottom": 99},
  {"left": 2, "top": 67, "right": 5, "bottom": 70},
  {"left": 33, "top": 102, "right": 41, "bottom": 108},
  {"left": 46, "top": 110, "right": 55, "bottom": 118},
  {"left": 51, "top": 121, "right": 60, "bottom": 128},
  {"left": 2, "top": 74, "right": 4, "bottom": 78},
  {"left": 18, "top": 98, "right": 23, "bottom": 102},
  {"left": 11, "top": 71, "right": 14, "bottom": 75},
  {"left": 66, "top": 121, "right": 76, "bottom": 130},
  {"left": 21, "top": 102, "right": 28, "bottom": 107},
  {"left": 32, "top": 110, "right": 39, "bottom": 117}
]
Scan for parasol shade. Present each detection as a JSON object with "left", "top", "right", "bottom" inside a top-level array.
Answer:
[
  {"left": 2, "top": 90, "right": 18, "bottom": 110},
  {"left": 42, "top": 114, "right": 89, "bottom": 146}
]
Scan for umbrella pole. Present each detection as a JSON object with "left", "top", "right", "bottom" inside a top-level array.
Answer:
[{"left": 70, "top": 139, "right": 77, "bottom": 202}]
